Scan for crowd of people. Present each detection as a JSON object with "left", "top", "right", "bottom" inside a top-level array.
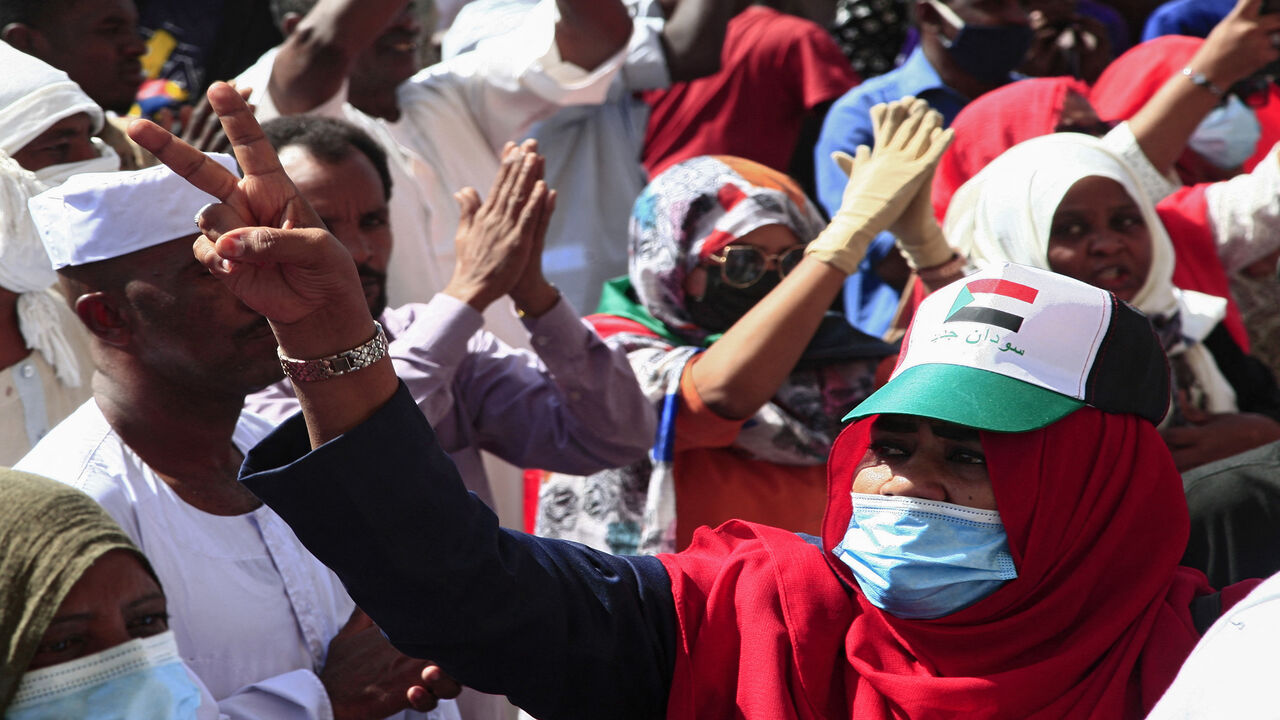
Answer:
[{"left": 5, "top": 0, "right": 1280, "bottom": 717}]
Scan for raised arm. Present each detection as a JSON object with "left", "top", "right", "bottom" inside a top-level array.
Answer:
[
  {"left": 555, "top": 0, "right": 633, "bottom": 70},
  {"left": 691, "top": 99, "right": 952, "bottom": 419},
  {"left": 269, "top": 0, "right": 412, "bottom": 115},
  {"left": 657, "top": 0, "right": 750, "bottom": 82},
  {"left": 1126, "top": 0, "right": 1280, "bottom": 175}
]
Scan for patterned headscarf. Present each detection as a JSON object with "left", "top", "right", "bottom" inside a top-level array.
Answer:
[
  {"left": 629, "top": 155, "right": 827, "bottom": 344},
  {"left": 0, "top": 468, "right": 157, "bottom": 711}
]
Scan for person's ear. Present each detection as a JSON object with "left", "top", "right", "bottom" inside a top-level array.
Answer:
[
  {"left": 281, "top": 13, "right": 303, "bottom": 36},
  {"left": 684, "top": 266, "right": 708, "bottom": 302},
  {"left": 1, "top": 23, "right": 43, "bottom": 54},
  {"left": 74, "top": 292, "right": 132, "bottom": 348}
]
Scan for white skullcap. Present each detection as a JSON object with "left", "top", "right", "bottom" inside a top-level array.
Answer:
[
  {"left": 0, "top": 41, "right": 104, "bottom": 156},
  {"left": 28, "top": 153, "right": 241, "bottom": 269}
]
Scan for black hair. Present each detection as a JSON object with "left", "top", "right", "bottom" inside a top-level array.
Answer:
[
  {"left": 261, "top": 115, "right": 393, "bottom": 200},
  {"left": 0, "top": 0, "right": 64, "bottom": 29}
]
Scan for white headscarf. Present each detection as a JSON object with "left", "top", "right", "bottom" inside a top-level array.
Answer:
[
  {"left": 0, "top": 41, "right": 104, "bottom": 157},
  {"left": 944, "top": 132, "right": 1236, "bottom": 413},
  {"left": 0, "top": 43, "right": 114, "bottom": 388}
]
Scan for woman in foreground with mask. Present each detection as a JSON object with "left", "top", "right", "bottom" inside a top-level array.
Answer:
[
  {"left": 535, "top": 101, "right": 954, "bottom": 555},
  {"left": 0, "top": 468, "right": 213, "bottom": 719}
]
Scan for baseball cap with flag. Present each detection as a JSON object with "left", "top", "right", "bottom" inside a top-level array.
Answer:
[{"left": 846, "top": 263, "right": 1170, "bottom": 432}]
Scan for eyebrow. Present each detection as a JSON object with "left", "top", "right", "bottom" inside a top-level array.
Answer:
[
  {"left": 126, "top": 592, "right": 165, "bottom": 610},
  {"left": 871, "top": 415, "right": 981, "bottom": 442}
]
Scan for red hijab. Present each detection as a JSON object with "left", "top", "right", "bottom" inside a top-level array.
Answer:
[
  {"left": 932, "top": 77, "right": 1091, "bottom": 222},
  {"left": 660, "top": 407, "right": 1211, "bottom": 718}
]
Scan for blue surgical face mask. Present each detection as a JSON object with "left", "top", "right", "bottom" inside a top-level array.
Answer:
[
  {"left": 926, "top": 0, "right": 1032, "bottom": 86},
  {"left": 8, "top": 631, "right": 202, "bottom": 720},
  {"left": 1188, "top": 95, "right": 1261, "bottom": 170},
  {"left": 833, "top": 493, "right": 1018, "bottom": 620}
]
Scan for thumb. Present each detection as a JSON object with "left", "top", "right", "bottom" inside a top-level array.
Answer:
[
  {"left": 214, "top": 226, "right": 347, "bottom": 270},
  {"left": 831, "top": 150, "right": 857, "bottom": 177},
  {"left": 455, "top": 188, "right": 481, "bottom": 225}
]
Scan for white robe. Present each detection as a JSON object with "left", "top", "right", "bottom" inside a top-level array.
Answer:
[{"left": 16, "top": 401, "right": 460, "bottom": 720}]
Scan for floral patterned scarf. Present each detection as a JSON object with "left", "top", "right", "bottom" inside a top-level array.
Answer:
[{"left": 536, "top": 156, "right": 892, "bottom": 554}]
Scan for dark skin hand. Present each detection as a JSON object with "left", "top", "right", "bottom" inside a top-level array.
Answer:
[
  {"left": 1163, "top": 412, "right": 1280, "bottom": 472},
  {"left": 323, "top": 609, "right": 462, "bottom": 718},
  {"left": 443, "top": 139, "right": 559, "bottom": 316},
  {"left": 152, "top": 83, "right": 254, "bottom": 154}
]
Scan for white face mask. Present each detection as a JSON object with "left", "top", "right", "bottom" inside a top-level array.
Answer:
[
  {"left": 32, "top": 137, "right": 120, "bottom": 190},
  {"left": 1187, "top": 95, "right": 1261, "bottom": 170},
  {"left": 7, "top": 631, "right": 202, "bottom": 720}
]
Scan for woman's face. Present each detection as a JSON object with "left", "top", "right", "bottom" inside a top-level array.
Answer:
[
  {"left": 26, "top": 549, "right": 169, "bottom": 671},
  {"left": 852, "top": 414, "right": 997, "bottom": 510},
  {"left": 1045, "top": 175, "right": 1152, "bottom": 302}
]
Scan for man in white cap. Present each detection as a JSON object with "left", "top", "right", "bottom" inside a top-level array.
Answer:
[
  {"left": 0, "top": 42, "right": 120, "bottom": 463},
  {"left": 16, "top": 156, "right": 464, "bottom": 720},
  {"left": 237, "top": 0, "right": 631, "bottom": 347}
]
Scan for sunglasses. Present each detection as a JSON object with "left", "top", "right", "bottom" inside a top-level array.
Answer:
[{"left": 706, "top": 243, "right": 807, "bottom": 289}]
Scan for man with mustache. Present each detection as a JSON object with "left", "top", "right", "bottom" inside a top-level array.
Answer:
[
  {"left": 16, "top": 155, "right": 464, "bottom": 720},
  {"left": 245, "top": 115, "right": 655, "bottom": 524}
]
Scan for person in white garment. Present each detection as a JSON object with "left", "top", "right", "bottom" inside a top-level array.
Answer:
[
  {"left": 16, "top": 156, "right": 463, "bottom": 720},
  {"left": 440, "top": 0, "right": 744, "bottom": 313},
  {"left": 0, "top": 41, "right": 117, "bottom": 464},
  {"left": 244, "top": 115, "right": 656, "bottom": 512},
  {"left": 239, "top": 0, "right": 631, "bottom": 348},
  {"left": 1145, "top": 571, "right": 1280, "bottom": 718}
]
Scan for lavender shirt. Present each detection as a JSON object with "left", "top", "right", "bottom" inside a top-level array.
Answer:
[{"left": 246, "top": 293, "right": 657, "bottom": 509}]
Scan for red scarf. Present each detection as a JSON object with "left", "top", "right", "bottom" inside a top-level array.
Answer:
[
  {"left": 660, "top": 408, "right": 1212, "bottom": 718},
  {"left": 932, "top": 77, "right": 1090, "bottom": 222}
]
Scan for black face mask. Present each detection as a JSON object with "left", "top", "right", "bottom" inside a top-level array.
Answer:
[{"left": 685, "top": 268, "right": 782, "bottom": 335}]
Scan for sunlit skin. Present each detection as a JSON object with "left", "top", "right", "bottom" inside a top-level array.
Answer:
[
  {"left": 10, "top": 113, "right": 97, "bottom": 172},
  {"left": 278, "top": 146, "right": 392, "bottom": 317},
  {"left": 26, "top": 549, "right": 168, "bottom": 671},
  {"left": 348, "top": 1, "right": 423, "bottom": 122},
  {"left": 683, "top": 223, "right": 802, "bottom": 299},
  {"left": 1046, "top": 175, "right": 1153, "bottom": 303},
  {"left": 852, "top": 414, "right": 997, "bottom": 510}
]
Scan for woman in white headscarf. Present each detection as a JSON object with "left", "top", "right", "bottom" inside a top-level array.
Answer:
[
  {"left": 0, "top": 42, "right": 120, "bottom": 463},
  {"left": 945, "top": 131, "right": 1280, "bottom": 472}
]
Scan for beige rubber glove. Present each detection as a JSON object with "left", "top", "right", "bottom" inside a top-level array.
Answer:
[
  {"left": 832, "top": 99, "right": 955, "bottom": 270},
  {"left": 807, "top": 97, "right": 954, "bottom": 275}
]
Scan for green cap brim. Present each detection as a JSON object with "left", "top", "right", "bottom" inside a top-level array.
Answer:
[{"left": 844, "top": 364, "right": 1085, "bottom": 432}]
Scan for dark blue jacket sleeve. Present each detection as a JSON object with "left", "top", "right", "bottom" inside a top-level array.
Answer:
[{"left": 240, "top": 382, "right": 677, "bottom": 720}]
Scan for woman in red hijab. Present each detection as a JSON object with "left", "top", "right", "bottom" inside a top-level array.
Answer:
[{"left": 241, "top": 264, "right": 1259, "bottom": 720}]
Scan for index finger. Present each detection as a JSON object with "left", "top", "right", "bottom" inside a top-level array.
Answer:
[{"left": 128, "top": 117, "right": 243, "bottom": 202}]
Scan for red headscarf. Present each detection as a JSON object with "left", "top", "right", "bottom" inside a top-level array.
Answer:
[
  {"left": 932, "top": 77, "right": 1091, "bottom": 222},
  {"left": 1091, "top": 35, "right": 1252, "bottom": 350},
  {"left": 660, "top": 407, "right": 1212, "bottom": 718},
  {"left": 1092, "top": 34, "right": 1280, "bottom": 174}
]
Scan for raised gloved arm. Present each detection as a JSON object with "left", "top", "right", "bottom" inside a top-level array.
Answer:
[{"left": 806, "top": 97, "right": 953, "bottom": 274}]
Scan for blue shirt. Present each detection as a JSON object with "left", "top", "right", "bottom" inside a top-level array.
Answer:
[
  {"left": 1142, "top": 0, "right": 1233, "bottom": 41},
  {"left": 812, "top": 47, "right": 969, "bottom": 336}
]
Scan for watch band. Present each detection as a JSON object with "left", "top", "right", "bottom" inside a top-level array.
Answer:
[
  {"left": 1181, "top": 66, "right": 1225, "bottom": 97},
  {"left": 278, "top": 321, "right": 388, "bottom": 383}
]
